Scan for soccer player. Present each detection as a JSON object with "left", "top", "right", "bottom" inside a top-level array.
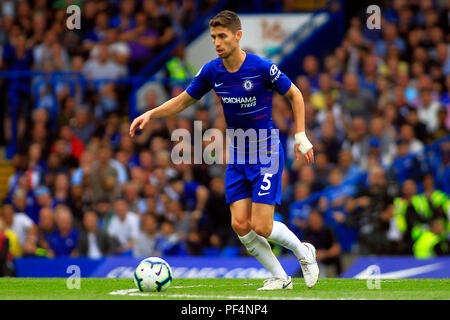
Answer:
[{"left": 130, "top": 10, "right": 319, "bottom": 290}]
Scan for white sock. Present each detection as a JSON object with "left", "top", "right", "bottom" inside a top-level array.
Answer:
[
  {"left": 268, "top": 221, "right": 310, "bottom": 261},
  {"left": 238, "top": 230, "right": 288, "bottom": 279}
]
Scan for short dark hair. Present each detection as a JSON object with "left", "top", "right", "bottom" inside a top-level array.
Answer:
[{"left": 209, "top": 10, "right": 241, "bottom": 33}]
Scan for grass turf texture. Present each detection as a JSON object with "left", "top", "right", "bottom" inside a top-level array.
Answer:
[{"left": 0, "top": 278, "right": 449, "bottom": 300}]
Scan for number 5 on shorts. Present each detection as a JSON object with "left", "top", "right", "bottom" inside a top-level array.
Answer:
[{"left": 261, "top": 173, "right": 273, "bottom": 191}]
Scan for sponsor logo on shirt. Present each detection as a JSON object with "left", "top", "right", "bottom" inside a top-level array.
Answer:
[
  {"left": 221, "top": 96, "right": 257, "bottom": 108},
  {"left": 269, "top": 64, "right": 281, "bottom": 83},
  {"left": 269, "top": 64, "right": 278, "bottom": 76}
]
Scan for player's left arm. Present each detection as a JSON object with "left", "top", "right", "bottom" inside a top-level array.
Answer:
[{"left": 283, "top": 83, "right": 314, "bottom": 164}]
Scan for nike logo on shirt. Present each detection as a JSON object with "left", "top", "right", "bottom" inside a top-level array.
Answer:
[
  {"left": 214, "top": 82, "right": 224, "bottom": 87},
  {"left": 258, "top": 191, "right": 270, "bottom": 196}
]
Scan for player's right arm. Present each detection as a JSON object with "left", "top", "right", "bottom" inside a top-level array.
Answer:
[
  {"left": 130, "top": 62, "right": 212, "bottom": 137},
  {"left": 129, "top": 91, "right": 196, "bottom": 137}
]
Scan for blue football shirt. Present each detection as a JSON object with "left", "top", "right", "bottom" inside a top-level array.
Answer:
[{"left": 186, "top": 52, "right": 292, "bottom": 162}]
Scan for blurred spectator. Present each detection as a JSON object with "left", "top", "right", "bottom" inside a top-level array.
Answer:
[
  {"left": 288, "top": 182, "right": 313, "bottom": 239},
  {"left": 413, "top": 218, "right": 450, "bottom": 258},
  {"left": 296, "top": 165, "right": 325, "bottom": 194},
  {"left": 374, "top": 23, "right": 406, "bottom": 56},
  {"left": 358, "top": 201, "right": 402, "bottom": 255},
  {"left": 119, "top": 11, "right": 158, "bottom": 72},
  {"left": 142, "top": 0, "right": 175, "bottom": 49},
  {"left": 154, "top": 218, "right": 187, "bottom": 256},
  {"left": 418, "top": 88, "right": 442, "bottom": 133},
  {"left": 75, "top": 210, "right": 117, "bottom": 258},
  {"left": 109, "top": 0, "right": 136, "bottom": 31},
  {"left": 0, "top": 218, "right": 15, "bottom": 277},
  {"left": 82, "top": 11, "right": 110, "bottom": 52},
  {"left": 107, "top": 198, "right": 140, "bottom": 255},
  {"left": 392, "top": 179, "right": 418, "bottom": 251},
  {"left": 165, "top": 42, "right": 196, "bottom": 93},
  {"left": 204, "top": 176, "right": 237, "bottom": 249},
  {"left": 83, "top": 42, "right": 127, "bottom": 81},
  {"left": 342, "top": 117, "right": 370, "bottom": 169},
  {"left": 174, "top": 0, "right": 196, "bottom": 30},
  {"left": 310, "top": 73, "right": 340, "bottom": 111},
  {"left": 398, "top": 123, "right": 424, "bottom": 154},
  {"left": 52, "top": 173, "right": 71, "bottom": 206},
  {"left": 57, "top": 95, "right": 76, "bottom": 129},
  {"left": 71, "top": 150, "right": 94, "bottom": 187},
  {"left": 46, "top": 205, "right": 79, "bottom": 257},
  {"left": 91, "top": 27, "right": 130, "bottom": 66},
  {"left": 313, "top": 152, "right": 332, "bottom": 187},
  {"left": 2, "top": 33, "right": 34, "bottom": 143},
  {"left": 340, "top": 73, "right": 376, "bottom": 120},
  {"left": 347, "top": 167, "right": 393, "bottom": 240},
  {"left": 406, "top": 174, "right": 448, "bottom": 243},
  {"left": 90, "top": 146, "right": 119, "bottom": 203},
  {"left": 34, "top": 185, "right": 56, "bottom": 212},
  {"left": 166, "top": 200, "right": 192, "bottom": 240},
  {"left": 165, "top": 176, "right": 209, "bottom": 220},
  {"left": 303, "top": 210, "right": 342, "bottom": 277},
  {"left": 405, "top": 107, "right": 428, "bottom": 143},
  {"left": 58, "top": 125, "right": 85, "bottom": 161},
  {"left": 442, "top": 75, "right": 450, "bottom": 128},
  {"left": 368, "top": 116, "right": 396, "bottom": 167},
  {"left": 122, "top": 182, "right": 142, "bottom": 214},
  {"left": 317, "top": 123, "right": 341, "bottom": 164},
  {"left": 133, "top": 213, "right": 159, "bottom": 257},
  {"left": 71, "top": 107, "right": 97, "bottom": 146},
  {"left": 24, "top": 143, "right": 46, "bottom": 188},
  {"left": 95, "top": 197, "right": 115, "bottom": 230},
  {"left": 336, "top": 150, "right": 361, "bottom": 184},
  {"left": 390, "top": 137, "right": 423, "bottom": 185},
  {"left": 22, "top": 207, "right": 55, "bottom": 258},
  {"left": 302, "top": 55, "right": 320, "bottom": 91},
  {"left": 0, "top": 203, "right": 34, "bottom": 250},
  {"left": 11, "top": 188, "right": 37, "bottom": 225},
  {"left": 359, "top": 55, "right": 378, "bottom": 94}
]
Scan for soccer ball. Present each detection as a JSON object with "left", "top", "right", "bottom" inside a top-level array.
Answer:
[{"left": 133, "top": 257, "right": 173, "bottom": 292}]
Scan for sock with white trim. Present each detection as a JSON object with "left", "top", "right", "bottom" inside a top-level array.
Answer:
[
  {"left": 267, "top": 221, "right": 311, "bottom": 261},
  {"left": 238, "top": 230, "right": 288, "bottom": 279}
]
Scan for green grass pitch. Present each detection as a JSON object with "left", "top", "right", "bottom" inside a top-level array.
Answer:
[{"left": 0, "top": 278, "right": 449, "bottom": 300}]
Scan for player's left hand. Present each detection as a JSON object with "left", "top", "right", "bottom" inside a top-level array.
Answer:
[
  {"left": 294, "top": 131, "right": 314, "bottom": 164},
  {"left": 295, "top": 145, "right": 314, "bottom": 164}
]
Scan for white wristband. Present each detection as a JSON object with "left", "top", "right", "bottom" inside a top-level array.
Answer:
[{"left": 295, "top": 132, "right": 313, "bottom": 155}]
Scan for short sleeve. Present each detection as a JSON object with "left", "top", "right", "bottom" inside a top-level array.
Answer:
[
  {"left": 263, "top": 59, "right": 292, "bottom": 95},
  {"left": 186, "top": 63, "right": 213, "bottom": 100}
]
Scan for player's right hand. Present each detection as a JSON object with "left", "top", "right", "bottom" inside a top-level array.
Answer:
[{"left": 129, "top": 111, "right": 152, "bottom": 137}]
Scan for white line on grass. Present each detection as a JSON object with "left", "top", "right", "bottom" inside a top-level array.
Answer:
[
  {"left": 109, "top": 289, "right": 310, "bottom": 300},
  {"left": 108, "top": 288, "right": 367, "bottom": 300}
]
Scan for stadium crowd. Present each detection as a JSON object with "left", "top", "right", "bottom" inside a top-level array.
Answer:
[{"left": 0, "top": 0, "right": 449, "bottom": 277}]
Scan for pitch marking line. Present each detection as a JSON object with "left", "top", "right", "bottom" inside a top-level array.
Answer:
[
  {"left": 109, "top": 288, "right": 309, "bottom": 300},
  {"left": 108, "top": 288, "right": 367, "bottom": 300}
]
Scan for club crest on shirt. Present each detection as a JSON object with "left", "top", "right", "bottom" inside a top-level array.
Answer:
[{"left": 243, "top": 79, "right": 254, "bottom": 91}]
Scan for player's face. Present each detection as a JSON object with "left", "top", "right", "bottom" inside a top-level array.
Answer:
[{"left": 210, "top": 26, "right": 241, "bottom": 59}]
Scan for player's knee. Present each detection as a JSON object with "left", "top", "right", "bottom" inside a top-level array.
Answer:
[
  {"left": 231, "top": 218, "right": 251, "bottom": 236},
  {"left": 252, "top": 222, "right": 272, "bottom": 238}
]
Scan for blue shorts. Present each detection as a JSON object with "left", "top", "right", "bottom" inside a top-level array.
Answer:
[{"left": 225, "top": 144, "right": 284, "bottom": 205}]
